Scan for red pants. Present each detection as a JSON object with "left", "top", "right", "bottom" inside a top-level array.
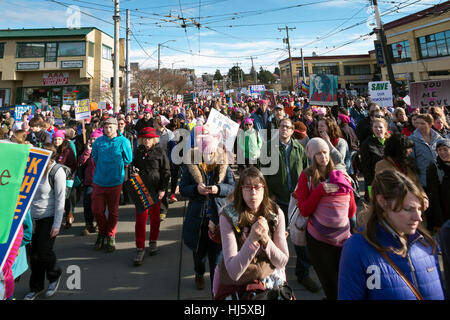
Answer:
[
  {"left": 135, "top": 201, "right": 161, "bottom": 249},
  {"left": 91, "top": 184, "right": 122, "bottom": 238}
]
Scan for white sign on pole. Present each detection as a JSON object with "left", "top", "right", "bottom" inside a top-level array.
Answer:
[
  {"left": 129, "top": 98, "right": 139, "bottom": 113},
  {"left": 206, "top": 108, "right": 240, "bottom": 152},
  {"left": 62, "top": 104, "right": 71, "bottom": 111},
  {"left": 98, "top": 102, "right": 107, "bottom": 110},
  {"left": 249, "top": 85, "right": 265, "bottom": 94},
  {"left": 369, "top": 81, "right": 393, "bottom": 108}
]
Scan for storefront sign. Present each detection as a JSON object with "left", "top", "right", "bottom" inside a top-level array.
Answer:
[
  {"left": 61, "top": 60, "right": 83, "bottom": 69},
  {"left": 368, "top": 81, "right": 393, "bottom": 108},
  {"left": 43, "top": 72, "right": 69, "bottom": 86},
  {"left": 410, "top": 80, "right": 450, "bottom": 108},
  {"left": 17, "top": 62, "right": 40, "bottom": 70},
  {"left": 74, "top": 99, "right": 91, "bottom": 120},
  {"left": 0, "top": 146, "right": 51, "bottom": 270},
  {"left": 374, "top": 40, "right": 384, "bottom": 66}
]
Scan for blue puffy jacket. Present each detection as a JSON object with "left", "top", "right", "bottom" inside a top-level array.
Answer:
[
  {"left": 338, "top": 222, "right": 444, "bottom": 300},
  {"left": 91, "top": 131, "right": 133, "bottom": 187}
]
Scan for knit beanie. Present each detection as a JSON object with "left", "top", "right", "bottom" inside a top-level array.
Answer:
[
  {"left": 53, "top": 130, "right": 66, "bottom": 140},
  {"left": 91, "top": 128, "right": 103, "bottom": 139},
  {"left": 338, "top": 114, "right": 351, "bottom": 124},
  {"left": 306, "top": 137, "right": 329, "bottom": 160},
  {"left": 196, "top": 134, "right": 221, "bottom": 154}
]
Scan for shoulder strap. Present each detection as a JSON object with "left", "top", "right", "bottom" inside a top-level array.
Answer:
[
  {"left": 48, "top": 163, "right": 62, "bottom": 189},
  {"left": 379, "top": 250, "right": 424, "bottom": 300}
]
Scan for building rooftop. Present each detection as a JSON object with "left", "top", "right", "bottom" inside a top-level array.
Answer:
[
  {"left": 279, "top": 54, "right": 371, "bottom": 65},
  {"left": 0, "top": 27, "right": 111, "bottom": 39},
  {"left": 383, "top": 0, "right": 450, "bottom": 31}
]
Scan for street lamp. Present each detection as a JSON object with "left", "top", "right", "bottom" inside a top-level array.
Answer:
[{"left": 158, "top": 40, "right": 176, "bottom": 97}]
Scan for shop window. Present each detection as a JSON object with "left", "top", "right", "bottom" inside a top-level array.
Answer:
[
  {"left": 0, "top": 88, "right": 11, "bottom": 107},
  {"left": 58, "top": 42, "right": 86, "bottom": 57},
  {"left": 418, "top": 30, "right": 450, "bottom": 59},
  {"left": 102, "top": 44, "right": 112, "bottom": 60},
  {"left": 17, "top": 43, "right": 45, "bottom": 58},
  {"left": 296, "top": 66, "right": 309, "bottom": 76},
  {"left": 389, "top": 40, "right": 411, "bottom": 62},
  {"left": 45, "top": 43, "right": 57, "bottom": 62},
  {"left": 344, "top": 64, "right": 371, "bottom": 75},
  {"left": 0, "top": 43, "right": 4, "bottom": 59},
  {"left": 312, "top": 65, "right": 339, "bottom": 75}
]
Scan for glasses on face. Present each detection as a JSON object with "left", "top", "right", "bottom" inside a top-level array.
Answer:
[
  {"left": 118, "top": 122, "right": 125, "bottom": 126},
  {"left": 242, "top": 184, "right": 264, "bottom": 192},
  {"left": 280, "top": 125, "right": 293, "bottom": 130},
  {"left": 373, "top": 115, "right": 384, "bottom": 119}
]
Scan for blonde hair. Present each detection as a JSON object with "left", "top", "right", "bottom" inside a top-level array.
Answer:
[{"left": 372, "top": 118, "right": 391, "bottom": 139}]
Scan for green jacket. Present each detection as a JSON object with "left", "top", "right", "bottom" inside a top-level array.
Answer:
[
  {"left": 262, "top": 138, "right": 308, "bottom": 204},
  {"left": 237, "top": 128, "right": 261, "bottom": 160}
]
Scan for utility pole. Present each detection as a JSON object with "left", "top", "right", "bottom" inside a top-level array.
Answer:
[
  {"left": 235, "top": 63, "right": 242, "bottom": 89},
  {"left": 301, "top": 48, "right": 306, "bottom": 83},
  {"left": 372, "top": 0, "right": 397, "bottom": 95},
  {"left": 125, "top": 9, "right": 130, "bottom": 114},
  {"left": 247, "top": 56, "right": 258, "bottom": 84},
  {"left": 157, "top": 43, "right": 161, "bottom": 97},
  {"left": 279, "top": 25, "right": 296, "bottom": 92},
  {"left": 113, "top": 0, "right": 120, "bottom": 113}
]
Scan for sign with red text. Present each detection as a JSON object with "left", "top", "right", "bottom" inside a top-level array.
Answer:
[{"left": 43, "top": 72, "right": 69, "bottom": 86}]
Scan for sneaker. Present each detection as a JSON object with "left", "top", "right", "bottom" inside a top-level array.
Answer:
[
  {"left": 87, "top": 224, "right": 98, "bottom": 234},
  {"left": 105, "top": 236, "right": 116, "bottom": 253},
  {"left": 45, "top": 276, "right": 62, "bottom": 298},
  {"left": 133, "top": 248, "right": 145, "bottom": 266},
  {"left": 195, "top": 274, "right": 205, "bottom": 290},
  {"left": 94, "top": 234, "right": 106, "bottom": 250},
  {"left": 169, "top": 194, "right": 178, "bottom": 203},
  {"left": 148, "top": 241, "right": 158, "bottom": 256},
  {"left": 175, "top": 186, "right": 180, "bottom": 195},
  {"left": 24, "top": 290, "right": 44, "bottom": 300},
  {"left": 160, "top": 213, "right": 166, "bottom": 221},
  {"left": 298, "top": 276, "right": 321, "bottom": 293},
  {"left": 65, "top": 212, "right": 74, "bottom": 229}
]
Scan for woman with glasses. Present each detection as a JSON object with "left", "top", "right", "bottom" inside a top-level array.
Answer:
[
  {"left": 213, "top": 167, "right": 289, "bottom": 300},
  {"left": 237, "top": 117, "right": 262, "bottom": 174}
]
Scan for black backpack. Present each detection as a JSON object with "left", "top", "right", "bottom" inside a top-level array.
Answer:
[{"left": 48, "top": 163, "right": 73, "bottom": 200}]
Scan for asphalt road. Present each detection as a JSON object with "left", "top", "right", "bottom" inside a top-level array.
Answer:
[{"left": 13, "top": 196, "right": 324, "bottom": 300}]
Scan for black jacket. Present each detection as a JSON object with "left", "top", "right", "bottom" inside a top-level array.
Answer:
[
  {"left": 360, "top": 135, "right": 385, "bottom": 187},
  {"left": 134, "top": 118, "right": 154, "bottom": 135},
  {"left": 26, "top": 129, "right": 51, "bottom": 147},
  {"left": 426, "top": 157, "right": 450, "bottom": 229},
  {"left": 132, "top": 144, "right": 170, "bottom": 193},
  {"left": 356, "top": 117, "right": 372, "bottom": 143}
]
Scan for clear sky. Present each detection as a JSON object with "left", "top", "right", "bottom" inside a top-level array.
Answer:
[{"left": 0, "top": 0, "right": 442, "bottom": 76}]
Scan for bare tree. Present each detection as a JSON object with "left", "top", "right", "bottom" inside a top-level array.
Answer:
[{"left": 131, "top": 69, "right": 158, "bottom": 100}]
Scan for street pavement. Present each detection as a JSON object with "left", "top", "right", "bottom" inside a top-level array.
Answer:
[{"left": 14, "top": 196, "right": 324, "bottom": 300}]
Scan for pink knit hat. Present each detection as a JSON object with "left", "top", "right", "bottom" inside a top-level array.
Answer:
[
  {"left": 53, "top": 130, "right": 65, "bottom": 140},
  {"left": 338, "top": 114, "right": 350, "bottom": 124},
  {"left": 244, "top": 117, "right": 254, "bottom": 125},
  {"left": 196, "top": 133, "right": 221, "bottom": 154},
  {"left": 91, "top": 128, "right": 103, "bottom": 138}
]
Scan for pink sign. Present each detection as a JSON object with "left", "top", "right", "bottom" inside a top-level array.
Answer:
[{"left": 42, "top": 72, "right": 69, "bottom": 86}]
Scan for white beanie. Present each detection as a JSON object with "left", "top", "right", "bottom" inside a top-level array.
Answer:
[{"left": 306, "top": 137, "right": 329, "bottom": 160}]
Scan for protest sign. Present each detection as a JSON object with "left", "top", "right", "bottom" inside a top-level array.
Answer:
[
  {"left": 98, "top": 102, "right": 107, "bottom": 110},
  {"left": 0, "top": 146, "right": 51, "bottom": 270},
  {"left": 183, "top": 93, "right": 195, "bottom": 104},
  {"left": 74, "top": 99, "right": 90, "bottom": 121},
  {"left": 368, "top": 81, "right": 393, "bottom": 108},
  {"left": 278, "top": 90, "right": 290, "bottom": 97},
  {"left": 206, "top": 108, "right": 240, "bottom": 152},
  {"left": 309, "top": 74, "right": 338, "bottom": 106},
  {"left": 129, "top": 98, "right": 139, "bottom": 113},
  {"left": 61, "top": 104, "right": 71, "bottom": 111},
  {"left": 14, "top": 105, "right": 33, "bottom": 121},
  {"left": 53, "top": 106, "right": 64, "bottom": 126},
  {"left": 249, "top": 85, "right": 265, "bottom": 94},
  {"left": 124, "top": 173, "right": 159, "bottom": 214},
  {"left": 410, "top": 80, "right": 450, "bottom": 108},
  {"left": 263, "top": 91, "right": 276, "bottom": 109}
]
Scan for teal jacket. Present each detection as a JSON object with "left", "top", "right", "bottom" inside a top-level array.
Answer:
[
  {"left": 92, "top": 131, "right": 133, "bottom": 187},
  {"left": 262, "top": 138, "right": 308, "bottom": 204}
]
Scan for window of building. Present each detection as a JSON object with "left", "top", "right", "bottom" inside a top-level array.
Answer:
[
  {"left": 0, "top": 43, "right": 4, "bottom": 59},
  {"left": 418, "top": 30, "right": 450, "bottom": 59},
  {"left": 17, "top": 43, "right": 45, "bottom": 58},
  {"left": 344, "top": 64, "right": 371, "bottom": 75},
  {"left": 296, "top": 65, "right": 309, "bottom": 76},
  {"left": 390, "top": 40, "right": 411, "bottom": 62},
  {"left": 58, "top": 42, "right": 86, "bottom": 57},
  {"left": 312, "top": 65, "right": 339, "bottom": 75},
  {"left": 88, "top": 41, "right": 95, "bottom": 57},
  {"left": 45, "top": 43, "right": 57, "bottom": 62},
  {"left": 102, "top": 44, "right": 112, "bottom": 60}
]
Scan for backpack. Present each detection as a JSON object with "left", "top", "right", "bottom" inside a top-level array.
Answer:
[{"left": 48, "top": 163, "right": 73, "bottom": 200}]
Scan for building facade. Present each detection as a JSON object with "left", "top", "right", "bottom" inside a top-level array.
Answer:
[
  {"left": 0, "top": 27, "right": 125, "bottom": 108},
  {"left": 279, "top": 54, "right": 378, "bottom": 95},
  {"left": 382, "top": 1, "right": 450, "bottom": 89}
]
